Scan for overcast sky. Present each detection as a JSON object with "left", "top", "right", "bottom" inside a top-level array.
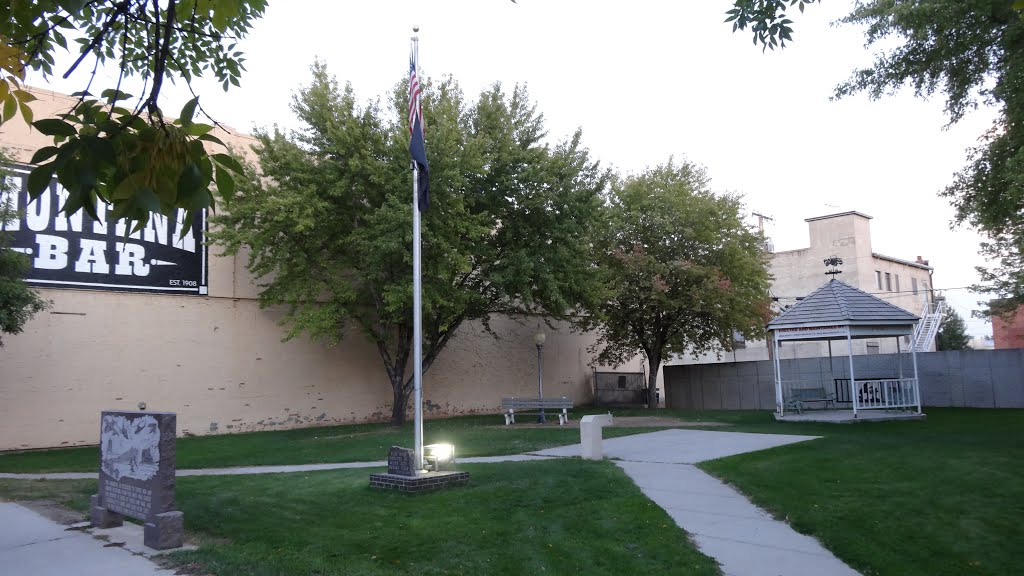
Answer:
[{"left": 30, "top": 0, "right": 999, "bottom": 336}]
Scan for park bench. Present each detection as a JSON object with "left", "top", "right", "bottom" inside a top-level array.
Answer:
[
  {"left": 785, "top": 387, "right": 836, "bottom": 414},
  {"left": 501, "top": 397, "right": 573, "bottom": 425}
]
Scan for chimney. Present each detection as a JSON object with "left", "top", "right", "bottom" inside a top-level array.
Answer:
[{"left": 916, "top": 255, "right": 929, "bottom": 266}]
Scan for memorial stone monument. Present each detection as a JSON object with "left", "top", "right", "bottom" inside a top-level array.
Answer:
[
  {"left": 387, "top": 446, "right": 416, "bottom": 476},
  {"left": 369, "top": 445, "right": 469, "bottom": 493},
  {"left": 90, "top": 410, "right": 184, "bottom": 549}
]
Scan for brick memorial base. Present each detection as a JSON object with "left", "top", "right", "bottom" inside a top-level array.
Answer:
[
  {"left": 370, "top": 446, "right": 469, "bottom": 492},
  {"left": 369, "top": 470, "right": 470, "bottom": 492}
]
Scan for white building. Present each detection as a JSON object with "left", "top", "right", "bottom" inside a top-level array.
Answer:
[{"left": 673, "top": 211, "right": 943, "bottom": 364}]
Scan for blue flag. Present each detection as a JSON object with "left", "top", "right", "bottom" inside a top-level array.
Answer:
[{"left": 408, "top": 56, "right": 429, "bottom": 212}]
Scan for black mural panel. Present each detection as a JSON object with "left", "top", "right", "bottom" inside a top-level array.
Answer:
[{"left": 2, "top": 164, "right": 207, "bottom": 295}]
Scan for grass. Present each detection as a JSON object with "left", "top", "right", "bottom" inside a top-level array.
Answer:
[
  {"left": 0, "top": 478, "right": 95, "bottom": 513},
  {"left": 0, "top": 461, "right": 721, "bottom": 576},
  {"left": 4, "top": 407, "right": 1021, "bottom": 575},
  {"left": 701, "top": 408, "right": 1024, "bottom": 576},
  {"left": 0, "top": 409, "right": 713, "bottom": 473}
]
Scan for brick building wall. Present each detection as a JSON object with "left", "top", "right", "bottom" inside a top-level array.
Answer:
[{"left": 993, "top": 306, "right": 1024, "bottom": 349}]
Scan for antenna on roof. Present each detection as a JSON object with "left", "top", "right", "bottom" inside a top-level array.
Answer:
[
  {"left": 752, "top": 211, "right": 775, "bottom": 253},
  {"left": 752, "top": 211, "right": 774, "bottom": 234},
  {"left": 824, "top": 255, "right": 843, "bottom": 278}
]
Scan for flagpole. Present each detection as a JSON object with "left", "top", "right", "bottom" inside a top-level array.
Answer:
[{"left": 411, "top": 30, "right": 424, "bottom": 473}]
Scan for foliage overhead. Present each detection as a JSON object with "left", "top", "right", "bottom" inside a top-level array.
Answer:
[
  {"left": 0, "top": 158, "right": 51, "bottom": 347},
  {"left": 583, "top": 159, "right": 772, "bottom": 406},
  {"left": 726, "top": 0, "right": 821, "bottom": 50},
  {"left": 212, "top": 62, "right": 608, "bottom": 425},
  {"left": 936, "top": 306, "right": 972, "bottom": 351},
  {"left": 0, "top": 0, "right": 265, "bottom": 232},
  {"left": 833, "top": 0, "right": 1024, "bottom": 318}
]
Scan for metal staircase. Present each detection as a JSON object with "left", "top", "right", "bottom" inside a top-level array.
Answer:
[{"left": 911, "top": 298, "right": 945, "bottom": 352}]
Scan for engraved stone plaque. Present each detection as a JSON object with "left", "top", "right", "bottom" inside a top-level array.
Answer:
[
  {"left": 91, "top": 410, "right": 183, "bottom": 549},
  {"left": 387, "top": 446, "right": 417, "bottom": 477}
]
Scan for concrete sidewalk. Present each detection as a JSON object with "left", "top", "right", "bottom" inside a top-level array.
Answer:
[
  {"left": 532, "top": 427, "right": 820, "bottom": 464},
  {"left": 0, "top": 454, "right": 555, "bottom": 480},
  {"left": 536, "top": 428, "right": 860, "bottom": 576},
  {"left": 0, "top": 502, "right": 174, "bottom": 575},
  {"left": 618, "top": 461, "right": 859, "bottom": 576}
]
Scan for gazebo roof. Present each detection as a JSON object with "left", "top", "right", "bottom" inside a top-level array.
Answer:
[{"left": 767, "top": 279, "right": 919, "bottom": 330}]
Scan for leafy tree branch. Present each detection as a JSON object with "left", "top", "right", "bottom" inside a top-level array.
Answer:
[{"left": 0, "top": 0, "right": 266, "bottom": 232}]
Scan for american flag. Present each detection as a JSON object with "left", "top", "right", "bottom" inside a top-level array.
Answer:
[
  {"left": 408, "top": 51, "right": 429, "bottom": 212},
  {"left": 409, "top": 59, "right": 422, "bottom": 136}
]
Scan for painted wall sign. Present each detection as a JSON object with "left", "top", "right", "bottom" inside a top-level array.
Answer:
[{"left": 1, "top": 164, "right": 208, "bottom": 295}]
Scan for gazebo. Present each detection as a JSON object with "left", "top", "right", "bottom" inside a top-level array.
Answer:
[{"left": 767, "top": 279, "right": 923, "bottom": 420}]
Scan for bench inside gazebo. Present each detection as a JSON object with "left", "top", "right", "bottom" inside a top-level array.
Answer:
[{"left": 767, "top": 279, "right": 926, "bottom": 422}]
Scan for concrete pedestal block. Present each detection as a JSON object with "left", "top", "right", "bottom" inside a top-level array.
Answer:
[
  {"left": 144, "top": 511, "right": 184, "bottom": 550},
  {"left": 580, "top": 413, "right": 614, "bottom": 460},
  {"left": 89, "top": 494, "right": 123, "bottom": 528}
]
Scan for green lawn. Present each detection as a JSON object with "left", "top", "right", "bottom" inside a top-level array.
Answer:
[
  {"left": 702, "top": 408, "right": 1024, "bottom": 576},
  {"left": 0, "top": 477, "right": 95, "bottom": 512},
  {"left": 0, "top": 461, "right": 721, "bottom": 576},
  {"left": 3, "top": 408, "right": 1021, "bottom": 576},
  {"left": 0, "top": 410, "right": 711, "bottom": 473}
]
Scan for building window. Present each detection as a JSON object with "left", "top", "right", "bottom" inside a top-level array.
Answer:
[
  {"left": 895, "top": 275, "right": 900, "bottom": 292},
  {"left": 876, "top": 271, "right": 883, "bottom": 289},
  {"left": 732, "top": 330, "right": 746, "bottom": 349},
  {"left": 885, "top": 272, "right": 892, "bottom": 291},
  {"left": 866, "top": 342, "right": 880, "bottom": 354},
  {"left": 912, "top": 277, "right": 918, "bottom": 294}
]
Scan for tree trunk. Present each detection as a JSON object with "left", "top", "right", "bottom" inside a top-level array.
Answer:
[
  {"left": 390, "top": 373, "right": 409, "bottom": 426},
  {"left": 646, "top": 354, "right": 661, "bottom": 409}
]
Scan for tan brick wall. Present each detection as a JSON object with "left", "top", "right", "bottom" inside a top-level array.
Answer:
[{"left": 0, "top": 287, "right": 620, "bottom": 449}]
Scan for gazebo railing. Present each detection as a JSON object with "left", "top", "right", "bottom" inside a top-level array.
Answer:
[
  {"left": 779, "top": 379, "right": 835, "bottom": 412},
  {"left": 779, "top": 380, "right": 822, "bottom": 396},
  {"left": 853, "top": 378, "right": 918, "bottom": 410}
]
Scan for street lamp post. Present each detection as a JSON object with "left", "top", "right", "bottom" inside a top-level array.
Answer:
[{"left": 533, "top": 329, "right": 546, "bottom": 423}]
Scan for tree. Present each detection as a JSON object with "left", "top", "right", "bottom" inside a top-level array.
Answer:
[
  {"left": 833, "top": 1, "right": 1024, "bottom": 318},
  {"left": 0, "top": 1, "right": 264, "bottom": 232},
  {"left": 728, "top": 1, "right": 1024, "bottom": 319},
  {"left": 212, "top": 62, "right": 608, "bottom": 425},
  {"left": 936, "top": 307, "right": 971, "bottom": 351},
  {"left": 0, "top": 156, "right": 51, "bottom": 346},
  {"left": 584, "top": 160, "right": 773, "bottom": 408}
]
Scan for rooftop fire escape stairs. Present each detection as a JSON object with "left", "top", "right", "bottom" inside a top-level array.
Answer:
[{"left": 911, "top": 296, "right": 946, "bottom": 352}]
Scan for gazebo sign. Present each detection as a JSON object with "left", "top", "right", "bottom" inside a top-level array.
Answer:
[{"left": 776, "top": 325, "right": 849, "bottom": 341}]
